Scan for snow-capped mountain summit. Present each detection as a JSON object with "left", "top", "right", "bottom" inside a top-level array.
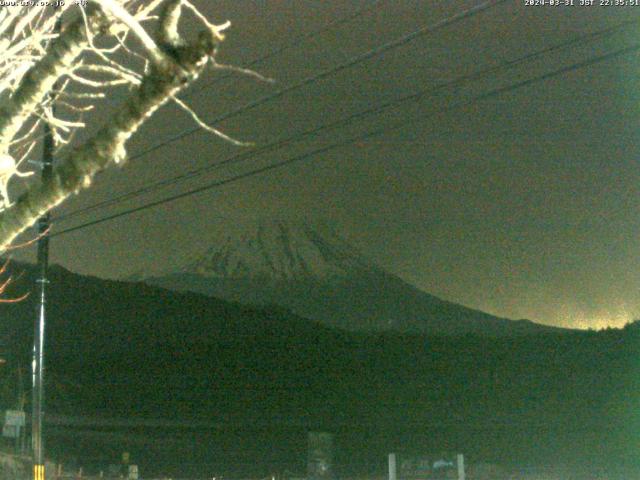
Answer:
[
  {"left": 184, "top": 220, "right": 370, "bottom": 281},
  {"left": 145, "top": 219, "right": 561, "bottom": 336}
]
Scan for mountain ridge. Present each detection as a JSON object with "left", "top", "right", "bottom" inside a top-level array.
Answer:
[
  {"left": 144, "top": 220, "right": 566, "bottom": 336},
  {"left": 181, "top": 220, "right": 372, "bottom": 281}
]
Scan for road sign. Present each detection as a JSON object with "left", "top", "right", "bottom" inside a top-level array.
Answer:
[{"left": 5, "top": 410, "right": 25, "bottom": 427}]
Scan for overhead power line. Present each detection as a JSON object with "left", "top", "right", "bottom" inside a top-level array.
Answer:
[
  {"left": 54, "top": 19, "right": 639, "bottom": 223},
  {"left": 218, "top": 0, "right": 385, "bottom": 77},
  {"left": 179, "top": 0, "right": 385, "bottom": 99},
  {"left": 123, "top": 0, "right": 508, "bottom": 163},
  {"left": 51, "top": 43, "right": 640, "bottom": 239}
]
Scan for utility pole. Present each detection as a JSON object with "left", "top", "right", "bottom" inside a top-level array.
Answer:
[
  {"left": 32, "top": 109, "right": 53, "bottom": 480},
  {"left": 32, "top": 11, "right": 60, "bottom": 480}
]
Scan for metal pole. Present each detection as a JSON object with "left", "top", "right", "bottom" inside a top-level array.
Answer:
[
  {"left": 32, "top": 12, "right": 60, "bottom": 480},
  {"left": 388, "top": 453, "right": 397, "bottom": 480},
  {"left": 457, "top": 454, "right": 465, "bottom": 480},
  {"left": 32, "top": 115, "right": 53, "bottom": 480}
]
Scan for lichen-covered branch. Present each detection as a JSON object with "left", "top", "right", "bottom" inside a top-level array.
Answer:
[
  {"left": 0, "top": 2, "right": 228, "bottom": 251},
  {"left": 98, "top": 0, "right": 169, "bottom": 66},
  {"left": 0, "top": 6, "right": 111, "bottom": 150}
]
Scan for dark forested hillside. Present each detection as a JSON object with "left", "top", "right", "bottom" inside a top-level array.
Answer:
[{"left": 0, "top": 263, "right": 638, "bottom": 477}]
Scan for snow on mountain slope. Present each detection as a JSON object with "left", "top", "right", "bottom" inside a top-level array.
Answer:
[
  {"left": 184, "top": 220, "right": 369, "bottom": 281},
  {"left": 145, "top": 219, "right": 563, "bottom": 336}
]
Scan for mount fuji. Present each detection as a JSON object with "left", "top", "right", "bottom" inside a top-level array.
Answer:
[{"left": 144, "top": 220, "right": 562, "bottom": 336}]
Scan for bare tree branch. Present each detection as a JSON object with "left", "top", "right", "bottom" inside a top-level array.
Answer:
[
  {"left": 0, "top": 5, "right": 111, "bottom": 150},
  {"left": 0, "top": 2, "right": 228, "bottom": 251},
  {"left": 0, "top": 259, "right": 29, "bottom": 303}
]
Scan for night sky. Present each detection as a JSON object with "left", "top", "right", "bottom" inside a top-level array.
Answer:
[{"left": 13, "top": 1, "right": 640, "bottom": 329}]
